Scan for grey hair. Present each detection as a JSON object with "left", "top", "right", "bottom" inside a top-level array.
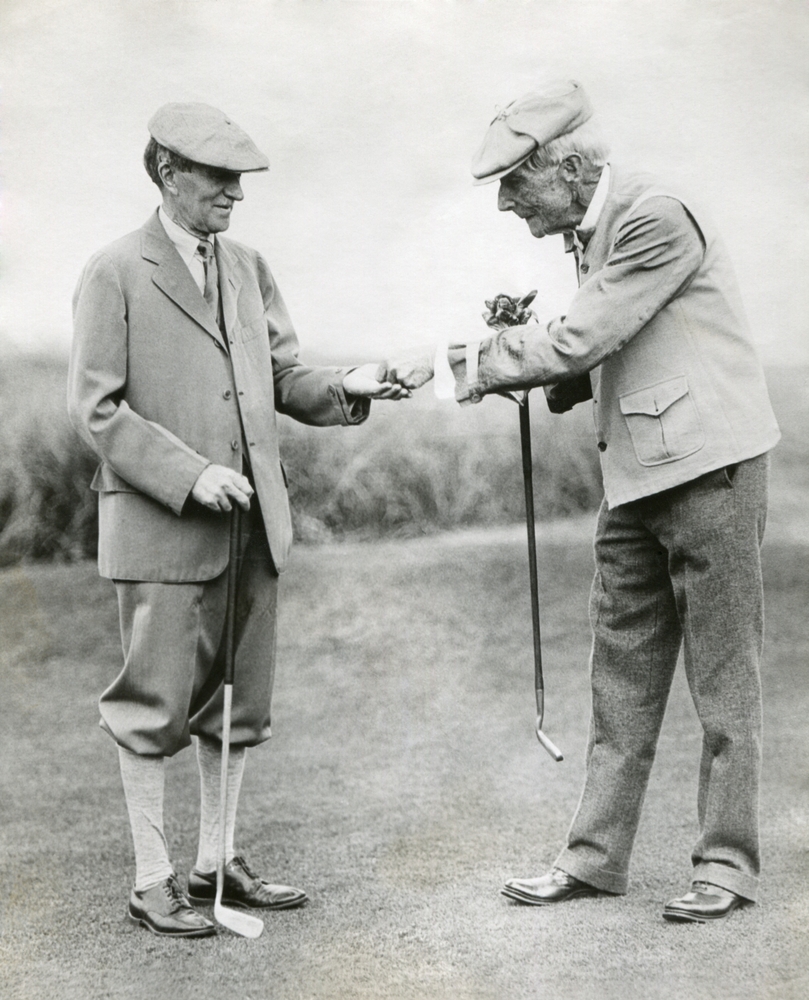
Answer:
[
  {"left": 527, "top": 119, "right": 610, "bottom": 172},
  {"left": 143, "top": 137, "right": 197, "bottom": 189}
]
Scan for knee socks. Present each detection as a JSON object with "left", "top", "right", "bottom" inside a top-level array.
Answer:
[
  {"left": 118, "top": 738, "right": 247, "bottom": 887},
  {"left": 194, "top": 735, "right": 246, "bottom": 874},
  {"left": 117, "top": 746, "right": 173, "bottom": 892}
]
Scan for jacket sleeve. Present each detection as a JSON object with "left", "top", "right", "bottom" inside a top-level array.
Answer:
[
  {"left": 448, "top": 197, "right": 705, "bottom": 403},
  {"left": 256, "top": 254, "right": 370, "bottom": 426},
  {"left": 67, "top": 251, "right": 209, "bottom": 515}
]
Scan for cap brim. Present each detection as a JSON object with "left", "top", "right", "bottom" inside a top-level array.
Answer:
[{"left": 471, "top": 149, "right": 533, "bottom": 186}]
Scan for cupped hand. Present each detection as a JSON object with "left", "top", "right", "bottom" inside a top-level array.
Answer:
[{"left": 343, "top": 363, "right": 412, "bottom": 399}]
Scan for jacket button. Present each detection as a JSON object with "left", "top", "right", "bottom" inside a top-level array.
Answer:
[
  {"left": 231, "top": 439, "right": 239, "bottom": 451},
  {"left": 598, "top": 441, "right": 607, "bottom": 452},
  {"left": 580, "top": 264, "right": 589, "bottom": 273},
  {"left": 223, "top": 389, "right": 232, "bottom": 399}
]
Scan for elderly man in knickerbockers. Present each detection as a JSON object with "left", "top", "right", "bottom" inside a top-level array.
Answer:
[
  {"left": 68, "top": 103, "right": 407, "bottom": 938},
  {"left": 380, "top": 80, "right": 780, "bottom": 923}
]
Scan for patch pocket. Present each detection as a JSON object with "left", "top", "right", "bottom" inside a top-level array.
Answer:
[{"left": 619, "top": 376, "right": 705, "bottom": 466}]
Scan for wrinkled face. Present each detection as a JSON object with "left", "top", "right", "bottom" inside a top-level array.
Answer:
[
  {"left": 164, "top": 163, "right": 244, "bottom": 237},
  {"left": 497, "top": 161, "right": 576, "bottom": 239}
]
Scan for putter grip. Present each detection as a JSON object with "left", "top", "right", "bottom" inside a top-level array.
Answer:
[{"left": 224, "top": 507, "right": 241, "bottom": 686}]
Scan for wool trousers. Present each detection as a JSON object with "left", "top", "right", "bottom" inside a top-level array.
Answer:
[
  {"left": 100, "top": 501, "right": 279, "bottom": 757},
  {"left": 555, "top": 454, "right": 769, "bottom": 901}
]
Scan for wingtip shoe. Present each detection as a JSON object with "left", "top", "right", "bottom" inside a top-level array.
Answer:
[
  {"left": 128, "top": 874, "right": 217, "bottom": 937},
  {"left": 188, "top": 856, "right": 308, "bottom": 910}
]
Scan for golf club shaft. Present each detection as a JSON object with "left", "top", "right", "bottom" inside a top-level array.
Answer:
[
  {"left": 217, "top": 505, "right": 240, "bottom": 904},
  {"left": 519, "top": 395, "right": 543, "bottom": 696},
  {"left": 519, "top": 394, "right": 563, "bottom": 762}
]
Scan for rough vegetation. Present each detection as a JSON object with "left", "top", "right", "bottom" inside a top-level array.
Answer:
[
  {"left": 0, "top": 354, "right": 603, "bottom": 564},
  {"left": 1, "top": 355, "right": 804, "bottom": 566}
]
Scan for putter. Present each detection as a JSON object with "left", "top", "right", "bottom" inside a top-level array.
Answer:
[
  {"left": 214, "top": 504, "right": 264, "bottom": 939},
  {"left": 517, "top": 392, "right": 564, "bottom": 762}
]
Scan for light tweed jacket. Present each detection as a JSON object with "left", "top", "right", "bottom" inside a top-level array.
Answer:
[
  {"left": 452, "top": 165, "right": 780, "bottom": 506},
  {"left": 69, "top": 211, "right": 366, "bottom": 581}
]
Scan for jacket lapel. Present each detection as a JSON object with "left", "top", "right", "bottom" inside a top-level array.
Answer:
[
  {"left": 141, "top": 211, "right": 228, "bottom": 351},
  {"left": 214, "top": 238, "right": 242, "bottom": 342}
]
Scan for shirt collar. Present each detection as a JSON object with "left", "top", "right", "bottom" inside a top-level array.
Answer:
[
  {"left": 572, "top": 163, "right": 610, "bottom": 250},
  {"left": 158, "top": 205, "right": 214, "bottom": 256}
]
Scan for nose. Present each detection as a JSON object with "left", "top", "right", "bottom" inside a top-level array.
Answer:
[
  {"left": 224, "top": 178, "right": 244, "bottom": 201},
  {"left": 498, "top": 183, "right": 515, "bottom": 212}
]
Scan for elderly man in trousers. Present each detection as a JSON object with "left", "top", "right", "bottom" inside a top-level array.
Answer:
[
  {"left": 382, "top": 80, "right": 780, "bottom": 923},
  {"left": 69, "top": 103, "right": 407, "bottom": 937}
]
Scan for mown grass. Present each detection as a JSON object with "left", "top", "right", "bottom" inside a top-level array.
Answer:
[{"left": 1, "top": 529, "right": 807, "bottom": 999}]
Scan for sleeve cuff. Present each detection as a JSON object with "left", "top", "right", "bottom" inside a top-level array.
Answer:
[
  {"left": 331, "top": 369, "right": 371, "bottom": 424},
  {"left": 439, "top": 341, "right": 484, "bottom": 405},
  {"left": 433, "top": 341, "right": 456, "bottom": 399}
]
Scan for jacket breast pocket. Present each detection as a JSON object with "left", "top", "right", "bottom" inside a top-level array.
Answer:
[
  {"left": 619, "top": 376, "right": 705, "bottom": 466},
  {"left": 239, "top": 317, "right": 267, "bottom": 342}
]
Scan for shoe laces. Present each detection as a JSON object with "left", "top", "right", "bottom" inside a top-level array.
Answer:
[
  {"left": 230, "top": 855, "right": 257, "bottom": 879},
  {"left": 164, "top": 875, "right": 191, "bottom": 909}
]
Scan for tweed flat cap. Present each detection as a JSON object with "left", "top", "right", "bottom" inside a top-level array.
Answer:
[
  {"left": 148, "top": 103, "right": 269, "bottom": 172},
  {"left": 471, "top": 80, "right": 592, "bottom": 185}
]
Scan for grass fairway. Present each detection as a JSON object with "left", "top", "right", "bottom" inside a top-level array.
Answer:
[{"left": 1, "top": 524, "right": 807, "bottom": 1000}]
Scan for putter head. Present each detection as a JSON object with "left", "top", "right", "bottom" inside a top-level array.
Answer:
[
  {"left": 535, "top": 720, "right": 564, "bottom": 762},
  {"left": 214, "top": 878, "right": 264, "bottom": 938}
]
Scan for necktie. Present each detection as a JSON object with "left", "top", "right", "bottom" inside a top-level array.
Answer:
[{"left": 197, "top": 240, "right": 219, "bottom": 313}]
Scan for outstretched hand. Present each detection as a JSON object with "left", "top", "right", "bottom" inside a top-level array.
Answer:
[
  {"left": 343, "top": 363, "right": 412, "bottom": 399},
  {"left": 375, "top": 352, "right": 435, "bottom": 391}
]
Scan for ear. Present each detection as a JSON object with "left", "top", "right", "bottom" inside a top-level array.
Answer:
[
  {"left": 157, "top": 157, "right": 178, "bottom": 194},
  {"left": 558, "top": 153, "right": 584, "bottom": 183}
]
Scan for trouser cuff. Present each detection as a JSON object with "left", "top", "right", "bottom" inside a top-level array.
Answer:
[
  {"left": 554, "top": 849, "right": 628, "bottom": 895},
  {"left": 693, "top": 862, "right": 758, "bottom": 902}
]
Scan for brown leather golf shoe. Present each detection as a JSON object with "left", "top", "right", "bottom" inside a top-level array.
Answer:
[
  {"left": 502, "top": 868, "right": 600, "bottom": 905},
  {"left": 187, "top": 856, "right": 308, "bottom": 910},
  {"left": 663, "top": 881, "right": 746, "bottom": 923},
  {"left": 128, "top": 874, "right": 217, "bottom": 937}
]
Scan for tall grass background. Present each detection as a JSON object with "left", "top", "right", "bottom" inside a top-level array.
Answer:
[{"left": 0, "top": 353, "right": 805, "bottom": 566}]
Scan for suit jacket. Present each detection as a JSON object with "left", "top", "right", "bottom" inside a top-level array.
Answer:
[
  {"left": 68, "top": 210, "right": 367, "bottom": 581},
  {"left": 450, "top": 165, "right": 780, "bottom": 506}
]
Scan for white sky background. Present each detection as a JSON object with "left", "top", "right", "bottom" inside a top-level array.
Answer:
[{"left": 1, "top": 0, "right": 807, "bottom": 363}]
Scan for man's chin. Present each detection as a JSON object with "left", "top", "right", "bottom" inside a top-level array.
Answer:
[
  {"left": 525, "top": 217, "right": 547, "bottom": 239},
  {"left": 209, "top": 216, "right": 232, "bottom": 233}
]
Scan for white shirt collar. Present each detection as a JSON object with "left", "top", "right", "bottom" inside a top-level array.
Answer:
[
  {"left": 576, "top": 163, "right": 610, "bottom": 236},
  {"left": 158, "top": 206, "right": 214, "bottom": 256},
  {"left": 158, "top": 207, "right": 213, "bottom": 294}
]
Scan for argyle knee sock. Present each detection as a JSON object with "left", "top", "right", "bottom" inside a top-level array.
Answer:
[
  {"left": 194, "top": 735, "right": 246, "bottom": 874},
  {"left": 117, "top": 746, "right": 173, "bottom": 892}
]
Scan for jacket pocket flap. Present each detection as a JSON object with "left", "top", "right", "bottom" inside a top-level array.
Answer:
[
  {"left": 91, "top": 464, "right": 139, "bottom": 493},
  {"left": 619, "top": 376, "right": 689, "bottom": 417}
]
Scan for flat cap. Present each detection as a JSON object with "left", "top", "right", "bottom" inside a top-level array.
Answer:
[
  {"left": 471, "top": 80, "right": 592, "bottom": 185},
  {"left": 148, "top": 102, "right": 269, "bottom": 172}
]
